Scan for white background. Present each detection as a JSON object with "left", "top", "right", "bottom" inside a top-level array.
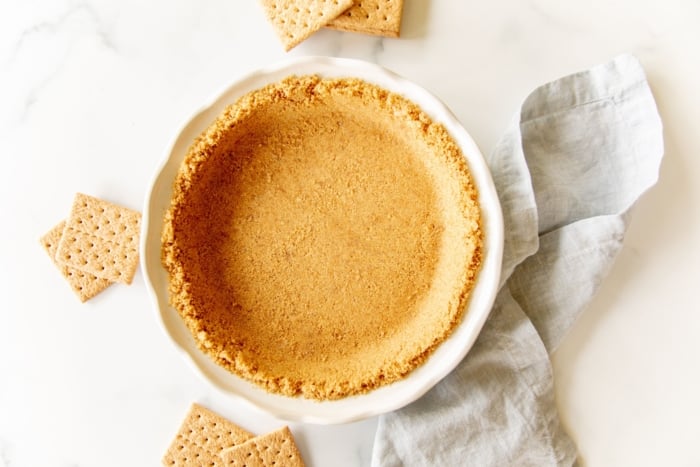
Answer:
[{"left": 1, "top": 1, "right": 699, "bottom": 466}]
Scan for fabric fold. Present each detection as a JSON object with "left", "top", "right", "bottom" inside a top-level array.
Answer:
[{"left": 372, "top": 54, "right": 664, "bottom": 467}]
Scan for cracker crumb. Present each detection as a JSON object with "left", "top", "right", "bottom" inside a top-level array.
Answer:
[{"left": 162, "top": 76, "right": 482, "bottom": 400}]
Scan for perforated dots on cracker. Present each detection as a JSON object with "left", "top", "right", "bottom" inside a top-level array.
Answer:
[
  {"left": 55, "top": 193, "right": 141, "bottom": 285},
  {"left": 40, "top": 220, "right": 112, "bottom": 302},
  {"left": 259, "top": 0, "right": 354, "bottom": 51},
  {"left": 162, "top": 403, "right": 254, "bottom": 466},
  {"left": 220, "top": 426, "right": 305, "bottom": 467},
  {"left": 326, "top": 0, "right": 404, "bottom": 37}
]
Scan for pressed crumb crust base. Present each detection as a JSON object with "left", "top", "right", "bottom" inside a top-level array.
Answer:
[{"left": 162, "top": 76, "right": 483, "bottom": 400}]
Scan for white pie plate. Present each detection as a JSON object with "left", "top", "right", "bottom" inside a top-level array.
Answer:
[{"left": 140, "top": 56, "right": 503, "bottom": 424}]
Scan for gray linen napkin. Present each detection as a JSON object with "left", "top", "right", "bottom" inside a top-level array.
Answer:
[{"left": 371, "top": 54, "right": 664, "bottom": 466}]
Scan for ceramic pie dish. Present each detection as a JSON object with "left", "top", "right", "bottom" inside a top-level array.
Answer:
[{"left": 141, "top": 56, "right": 503, "bottom": 424}]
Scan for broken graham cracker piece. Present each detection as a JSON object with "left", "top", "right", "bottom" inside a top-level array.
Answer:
[
  {"left": 259, "top": 0, "right": 354, "bottom": 51},
  {"left": 220, "top": 426, "right": 305, "bottom": 467},
  {"left": 326, "top": 0, "right": 404, "bottom": 37},
  {"left": 55, "top": 193, "right": 141, "bottom": 285},
  {"left": 162, "top": 403, "right": 254, "bottom": 467},
  {"left": 40, "top": 220, "right": 113, "bottom": 302}
]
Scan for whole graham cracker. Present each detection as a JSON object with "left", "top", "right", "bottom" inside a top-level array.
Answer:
[
  {"left": 40, "top": 220, "right": 112, "bottom": 302},
  {"left": 55, "top": 193, "right": 141, "bottom": 284},
  {"left": 259, "top": 0, "right": 354, "bottom": 51},
  {"left": 326, "top": 0, "right": 404, "bottom": 37},
  {"left": 162, "top": 403, "right": 254, "bottom": 467},
  {"left": 220, "top": 426, "right": 305, "bottom": 467}
]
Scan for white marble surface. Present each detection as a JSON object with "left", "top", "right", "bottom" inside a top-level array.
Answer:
[{"left": 1, "top": 1, "right": 699, "bottom": 466}]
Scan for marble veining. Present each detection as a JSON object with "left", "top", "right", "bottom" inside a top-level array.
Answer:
[
  {"left": 0, "top": 439, "right": 12, "bottom": 467},
  {"left": 371, "top": 36, "right": 385, "bottom": 63},
  {"left": 1, "top": 2, "right": 119, "bottom": 126},
  {"left": 6, "top": 2, "right": 116, "bottom": 62}
]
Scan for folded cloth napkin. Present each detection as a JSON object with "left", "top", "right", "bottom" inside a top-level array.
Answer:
[{"left": 371, "top": 54, "right": 664, "bottom": 466}]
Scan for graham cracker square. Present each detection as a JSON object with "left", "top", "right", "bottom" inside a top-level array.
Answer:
[
  {"left": 162, "top": 403, "right": 254, "bottom": 466},
  {"left": 259, "top": 0, "right": 354, "bottom": 51},
  {"left": 40, "top": 220, "right": 113, "bottom": 302},
  {"left": 326, "top": 0, "right": 404, "bottom": 37},
  {"left": 55, "top": 193, "right": 141, "bottom": 285},
  {"left": 220, "top": 426, "right": 305, "bottom": 466}
]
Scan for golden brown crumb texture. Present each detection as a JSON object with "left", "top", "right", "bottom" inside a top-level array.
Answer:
[{"left": 162, "top": 75, "right": 483, "bottom": 400}]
